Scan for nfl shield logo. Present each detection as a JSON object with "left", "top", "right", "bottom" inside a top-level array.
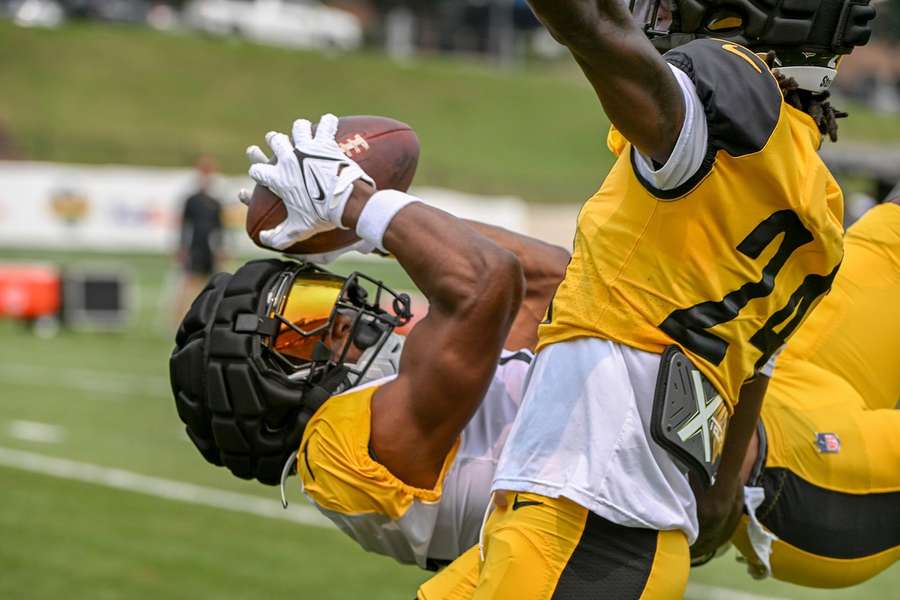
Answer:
[{"left": 816, "top": 433, "right": 841, "bottom": 453}]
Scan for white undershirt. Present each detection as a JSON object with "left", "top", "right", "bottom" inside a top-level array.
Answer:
[
  {"left": 492, "top": 338, "right": 700, "bottom": 543},
  {"left": 633, "top": 64, "right": 709, "bottom": 192}
]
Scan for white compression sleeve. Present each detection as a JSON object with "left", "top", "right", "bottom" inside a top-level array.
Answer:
[{"left": 633, "top": 63, "right": 709, "bottom": 193}]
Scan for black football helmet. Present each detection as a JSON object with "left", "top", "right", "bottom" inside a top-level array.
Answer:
[
  {"left": 629, "top": 0, "right": 876, "bottom": 91},
  {"left": 169, "top": 259, "right": 412, "bottom": 485}
]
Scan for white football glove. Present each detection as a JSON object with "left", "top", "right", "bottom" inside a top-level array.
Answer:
[
  {"left": 247, "top": 113, "right": 374, "bottom": 250},
  {"left": 236, "top": 144, "right": 274, "bottom": 205},
  {"left": 245, "top": 144, "right": 271, "bottom": 166},
  {"left": 238, "top": 142, "right": 376, "bottom": 264}
]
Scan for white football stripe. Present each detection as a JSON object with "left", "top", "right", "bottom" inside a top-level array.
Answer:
[
  {"left": 7, "top": 420, "right": 65, "bottom": 444},
  {"left": 0, "top": 363, "right": 169, "bottom": 398},
  {"left": 0, "top": 446, "right": 329, "bottom": 528},
  {"left": 0, "top": 448, "right": 787, "bottom": 600}
]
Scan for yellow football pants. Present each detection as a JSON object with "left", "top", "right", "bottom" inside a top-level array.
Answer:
[
  {"left": 419, "top": 492, "right": 689, "bottom": 600},
  {"left": 732, "top": 397, "right": 900, "bottom": 588}
]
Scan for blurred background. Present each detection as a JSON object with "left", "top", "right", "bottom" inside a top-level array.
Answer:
[{"left": 0, "top": 2, "right": 898, "bottom": 599}]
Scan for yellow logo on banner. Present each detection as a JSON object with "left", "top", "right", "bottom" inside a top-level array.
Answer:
[{"left": 49, "top": 190, "right": 90, "bottom": 226}]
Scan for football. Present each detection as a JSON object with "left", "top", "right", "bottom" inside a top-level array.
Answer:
[{"left": 245, "top": 115, "right": 420, "bottom": 255}]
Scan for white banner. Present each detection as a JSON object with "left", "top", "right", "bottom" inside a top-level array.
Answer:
[
  {"left": 0, "top": 161, "right": 242, "bottom": 252},
  {"left": 0, "top": 161, "right": 576, "bottom": 253}
]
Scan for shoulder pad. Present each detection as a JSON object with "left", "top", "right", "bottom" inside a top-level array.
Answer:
[{"left": 665, "top": 39, "right": 781, "bottom": 157}]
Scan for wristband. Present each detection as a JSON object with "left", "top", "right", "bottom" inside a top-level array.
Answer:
[{"left": 355, "top": 190, "right": 420, "bottom": 252}]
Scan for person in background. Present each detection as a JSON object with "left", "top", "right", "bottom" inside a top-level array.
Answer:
[{"left": 173, "top": 154, "right": 225, "bottom": 325}]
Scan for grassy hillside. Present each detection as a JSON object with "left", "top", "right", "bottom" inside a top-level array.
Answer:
[
  {"left": 3, "top": 21, "right": 899, "bottom": 204},
  {"left": 0, "top": 21, "right": 613, "bottom": 203}
]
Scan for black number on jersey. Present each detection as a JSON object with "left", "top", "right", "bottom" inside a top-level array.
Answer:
[
  {"left": 747, "top": 264, "right": 839, "bottom": 370},
  {"left": 659, "top": 210, "right": 839, "bottom": 368}
]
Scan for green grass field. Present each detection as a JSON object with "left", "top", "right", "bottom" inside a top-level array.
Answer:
[
  {"left": 2, "top": 21, "right": 900, "bottom": 204},
  {"left": 1, "top": 248, "right": 897, "bottom": 599}
]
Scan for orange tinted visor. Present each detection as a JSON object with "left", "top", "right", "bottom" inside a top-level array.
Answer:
[{"left": 273, "top": 275, "right": 344, "bottom": 361}]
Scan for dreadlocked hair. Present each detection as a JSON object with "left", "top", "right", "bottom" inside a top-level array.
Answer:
[{"left": 764, "top": 51, "right": 847, "bottom": 143}]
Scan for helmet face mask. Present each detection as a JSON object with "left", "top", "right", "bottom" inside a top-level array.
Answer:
[
  {"left": 259, "top": 262, "right": 413, "bottom": 395},
  {"left": 629, "top": 0, "right": 677, "bottom": 37}
]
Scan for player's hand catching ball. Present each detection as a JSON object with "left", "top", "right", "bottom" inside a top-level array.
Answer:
[
  {"left": 247, "top": 113, "right": 375, "bottom": 250},
  {"left": 239, "top": 141, "right": 377, "bottom": 264}
]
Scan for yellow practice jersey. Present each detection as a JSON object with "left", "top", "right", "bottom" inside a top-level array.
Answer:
[
  {"left": 729, "top": 205, "right": 900, "bottom": 588},
  {"left": 732, "top": 362, "right": 900, "bottom": 588},
  {"left": 299, "top": 351, "right": 532, "bottom": 568},
  {"left": 539, "top": 39, "right": 844, "bottom": 409},
  {"left": 299, "top": 381, "right": 459, "bottom": 568},
  {"left": 774, "top": 202, "right": 900, "bottom": 410}
]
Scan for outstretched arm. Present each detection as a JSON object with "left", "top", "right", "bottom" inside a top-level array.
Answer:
[
  {"left": 528, "top": 0, "right": 683, "bottom": 163},
  {"left": 461, "top": 221, "right": 569, "bottom": 351},
  {"left": 341, "top": 189, "right": 525, "bottom": 489},
  {"left": 247, "top": 117, "right": 524, "bottom": 490}
]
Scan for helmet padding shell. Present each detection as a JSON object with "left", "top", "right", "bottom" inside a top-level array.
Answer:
[{"left": 170, "top": 260, "right": 319, "bottom": 485}]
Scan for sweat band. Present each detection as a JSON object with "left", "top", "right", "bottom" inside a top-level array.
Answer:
[{"left": 355, "top": 190, "right": 420, "bottom": 252}]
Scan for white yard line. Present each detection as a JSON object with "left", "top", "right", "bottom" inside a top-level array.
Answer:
[
  {"left": 7, "top": 420, "right": 65, "bottom": 444},
  {"left": 0, "top": 359, "right": 794, "bottom": 599},
  {"left": 686, "top": 583, "right": 789, "bottom": 600},
  {"left": 0, "top": 446, "right": 329, "bottom": 528},
  {"left": 0, "top": 363, "right": 169, "bottom": 398},
  {"left": 0, "top": 447, "right": 790, "bottom": 599}
]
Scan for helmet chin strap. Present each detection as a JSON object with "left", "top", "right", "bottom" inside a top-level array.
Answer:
[{"left": 279, "top": 450, "right": 298, "bottom": 509}]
